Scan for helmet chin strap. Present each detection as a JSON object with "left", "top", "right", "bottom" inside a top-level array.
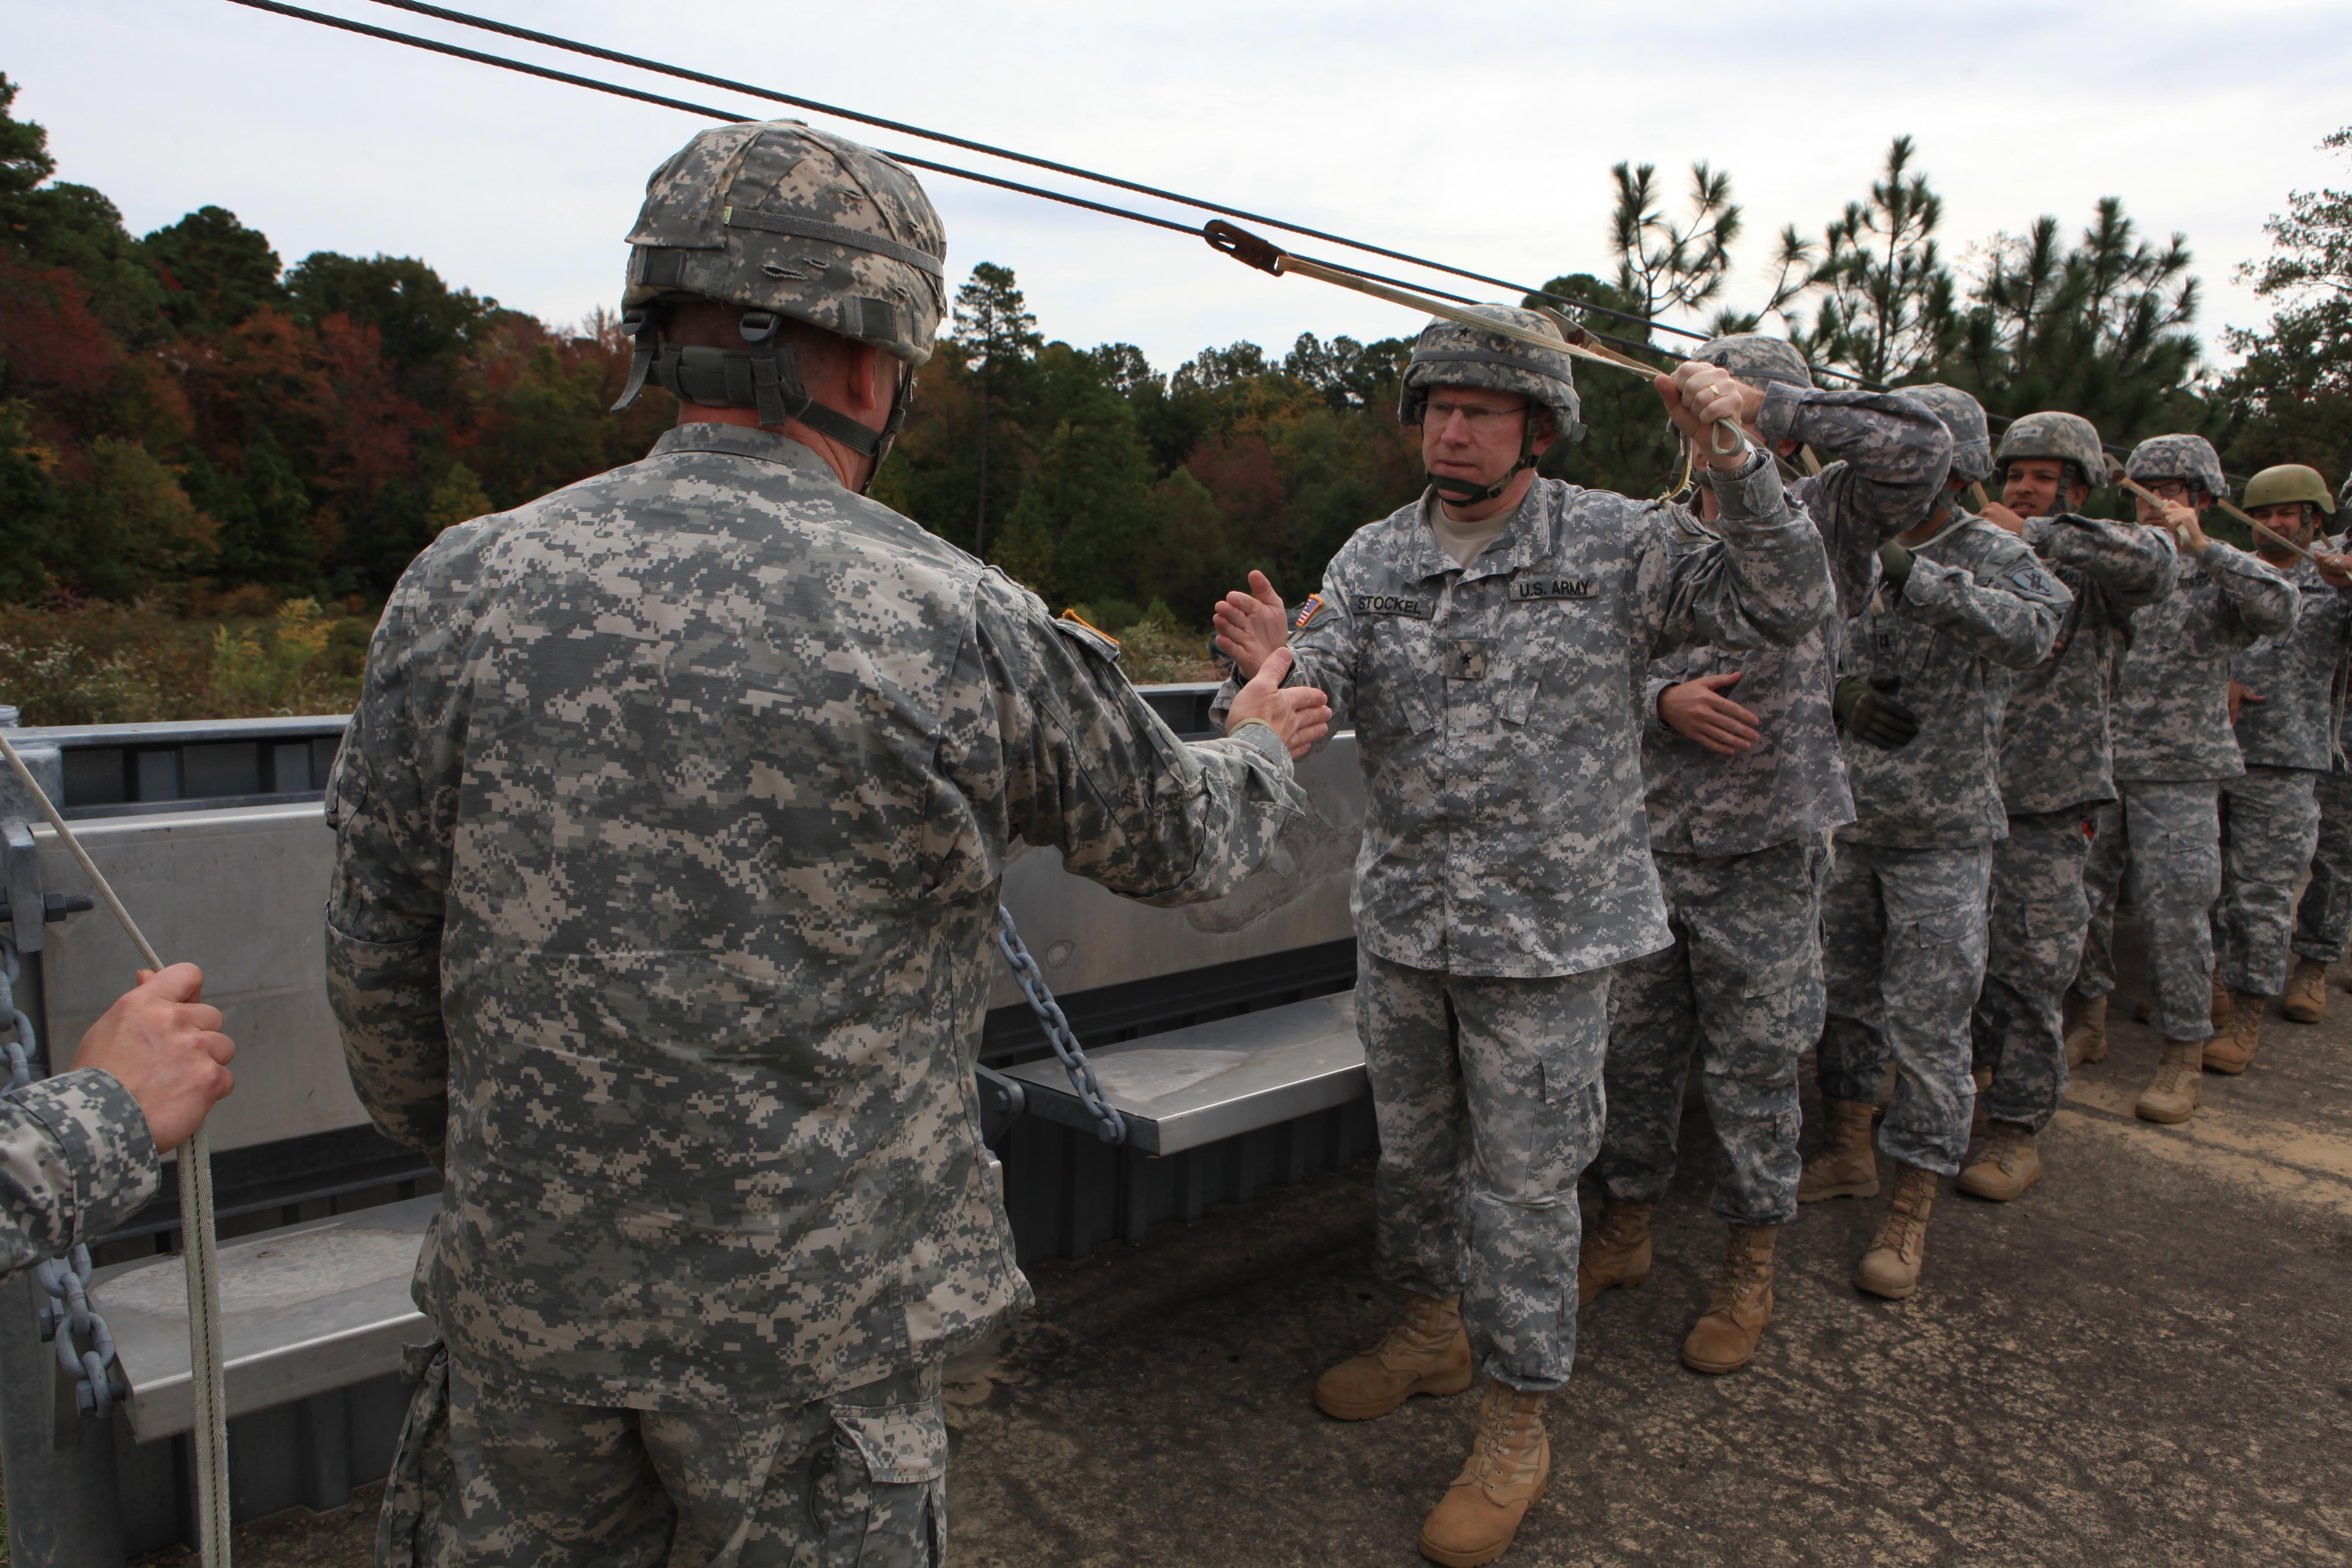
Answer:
[{"left": 1425, "top": 413, "right": 1541, "bottom": 504}]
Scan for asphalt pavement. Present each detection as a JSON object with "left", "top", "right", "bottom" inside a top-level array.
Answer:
[{"left": 147, "top": 910, "right": 2352, "bottom": 1567}]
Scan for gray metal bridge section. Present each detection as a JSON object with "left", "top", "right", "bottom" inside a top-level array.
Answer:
[{"left": 0, "top": 688, "right": 1375, "bottom": 1561}]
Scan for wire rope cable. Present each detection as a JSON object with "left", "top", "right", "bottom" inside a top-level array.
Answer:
[{"left": 220, "top": 1, "right": 2221, "bottom": 475}]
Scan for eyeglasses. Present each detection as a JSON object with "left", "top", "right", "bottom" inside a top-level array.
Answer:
[
  {"left": 1426, "top": 400, "right": 1528, "bottom": 429},
  {"left": 2138, "top": 478, "right": 2195, "bottom": 501}
]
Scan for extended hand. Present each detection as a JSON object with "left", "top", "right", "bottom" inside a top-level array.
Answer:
[
  {"left": 1225, "top": 647, "right": 1332, "bottom": 761},
  {"left": 2314, "top": 550, "right": 2352, "bottom": 592},
  {"left": 1659, "top": 672, "right": 1761, "bottom": 755},
  {"left": 2229, "top": 679, "right": 2265, "bottom": 725},
  {"left": 1212, "top": 570, "right": 1290, "bottom": 681},
  {"left": 72, "top": 964, "right": 235, "bottom": 1153},
  {"left": 1655, "top": 363, "right": 1752, "bottom": 472},
  {"left": 1834, "top": 674, "right": 1921, "bottom": 751}
]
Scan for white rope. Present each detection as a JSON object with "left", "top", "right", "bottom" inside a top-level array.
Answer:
[{"left": 0, "top": 732, "right": 232, "bottom": 1567}]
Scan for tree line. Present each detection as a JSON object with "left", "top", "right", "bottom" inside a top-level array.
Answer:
[{"left": 4, "top": 70, "right": 2347, "bottom": 646}]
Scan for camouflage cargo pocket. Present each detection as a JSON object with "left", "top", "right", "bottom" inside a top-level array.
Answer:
[
  {"left": 374, "top": 1340, "right": 451, "bottom": 1568},
  {"left": 813, "top": 1374, "right": 948, "bottom": 1568}
]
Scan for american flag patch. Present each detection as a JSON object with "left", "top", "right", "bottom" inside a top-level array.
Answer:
[{"left": 1293, "top": 593, "right": 1326, "bottom": 629}]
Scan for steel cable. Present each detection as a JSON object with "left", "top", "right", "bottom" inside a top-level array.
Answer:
[{"left": 220, "top": 1, "right": 2221, "bottom": 478}]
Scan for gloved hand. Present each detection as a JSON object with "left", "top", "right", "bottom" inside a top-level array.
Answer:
[
  {"left": 1834, "top": 674, "right": 1921, "bottom": 750},
  {"left": 1877, "top": 537, "right": 1914, "bottom": 596}
]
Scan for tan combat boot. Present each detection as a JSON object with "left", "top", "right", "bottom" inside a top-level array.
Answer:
[
  {"left": 1854, "top": 1163, "right": 1939, "bottom": 1300},
  {"left": 1798, "top": 1097, "right": 1880, "bottom": 1202},
  {"left": 1957, "top": 1121, "right": 2042, "bottom": 1201},
  {"left": 2202, "top": 989, "right": 2262, "bottom": 1074},
  {"left": 2064, "top": 993, "right": 2109, "bottom": 1067},
  {"left": 1680, "top": 1224, "right": 1776, "bottom": 1375},
  {"left": 1418, "top": 1378, "right": 1550, "bottom": 1567},
  {"left": 1576, "top": 1199, "right": 1652, "bottom": 1305},
  {"left": 1315, "top": 1290, "right": 1473, "bottom": 1420},
  {"left": 2282, "top": 958, "right": 2328, "bottom": 1025},
  {"left": 2134, "top": 1039, "right": 2204, "bottom": 1124}
]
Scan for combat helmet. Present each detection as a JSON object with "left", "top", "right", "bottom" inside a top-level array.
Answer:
[
  {"left": 1905, "top": 384, "right": 1996, "bottom": 486},
  {"left": 2242, "top": 464, "right": 2337, "bottom": 518},
  {"left": 1994, "top": 410, "right": 2103, "bottom": 495},
  {"left": 1693, "top": 332, "right": 1814, "bottom": 391},
  {"left": 2125, "top": 433, "right": 2228, "bottom": 503},
  {"left": 610, "top": 120, "right": 949, "bottom": 478},
  {"left": 1399, "top": 306, "right": 1582, "bottom": 502}
]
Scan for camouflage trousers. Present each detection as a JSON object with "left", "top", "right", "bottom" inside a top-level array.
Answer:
[
  {"left": 377, "top": 1345, "right": 945, "bottom": 1568},
  {"left": 1595, "top": 839, "right": 1824, "bottom": 1226},
  {"left": 2291, "top": 763, "right": 2352, "bottom": 964},
  {"left": 1358, "top": 949, "right": 1608, "bottom": 1394},
  {"left": 1970, "top": 808, "right": 2093, "bottom": 1133},
  {"left": 1818, "top": 840, "right": 1992, "bottom": 1178},
  {"left": 2215, "top": 765, "right": 2321, "bottom": 997},
  {"left": 2075, "top": 779, "right": 2222, "bottom": 1042}
]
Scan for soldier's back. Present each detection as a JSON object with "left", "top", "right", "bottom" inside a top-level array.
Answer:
[{"left": 377, "top": 420, "right": 1026, "bottom": 1412}]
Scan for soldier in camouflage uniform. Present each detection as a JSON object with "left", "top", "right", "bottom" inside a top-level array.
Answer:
[
  {"left": 2288, "top": 478, "right": 2352, "bottom": 1023},
  {"left": 1960, "top": 413, "right": 2176, "bottom": 1203},
  {"left": 2209, "top": 466, "right": 2352, "bottom": 1070},
  {"left": 0, "top": 964, "right": 235, "bottom": 1284},
  {"left": 1584, "top": 333, "right": 1951, "bottom": 1377},
  {"left": 2071, "top": 435, "right": 2297, "bottom": 1127},
  {"left": 327, "top": 121, "right": 1324, "bottom": 1568},
  {"left": 1211, "top": 311, "right": 1831, "bottom": 1566},
  {"left": 1801, "top": 383, "right": 2072, "bottom": 1302}
]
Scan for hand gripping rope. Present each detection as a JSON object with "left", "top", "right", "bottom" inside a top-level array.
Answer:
[
  {"left": 993, "top": 908, "right": 1125, "bottom": 1144},
  {"left": 2115, "top": 473, "right": 2323, "bottom": 563},
  {"left": 0, "top": 732, "right": 233, "bottom": 1568}
]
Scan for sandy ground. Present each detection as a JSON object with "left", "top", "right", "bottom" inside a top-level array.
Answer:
[{"left": 111, "top": 916, "right": 2352, "bottom": 1567}]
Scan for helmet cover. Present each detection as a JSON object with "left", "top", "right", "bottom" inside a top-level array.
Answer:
[
  {"left": 1905, "top": 384, "right": 1998, "bottom": 487},
  {"left": 2124, "top": 433, "right": 2228, "bottom": 503},
  {"left": 623, "top": 120, "right": 947, "bottom": 366},
  {"left": 1693, "top": 332, "right": 1814, "bottom": 391}
]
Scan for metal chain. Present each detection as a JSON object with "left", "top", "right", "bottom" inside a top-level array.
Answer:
[
  {"left": 0, "top": 933, "right": 126, "bottom": 1416},
  {"left": 993, "top": 908, "right": 1125, "bottom": 1144}
]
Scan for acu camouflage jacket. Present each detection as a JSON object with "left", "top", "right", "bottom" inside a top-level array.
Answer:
[
  {"left": 0, "top": 1068, "right": 156, "bottom": 1284},
  {"left": 2112, "top": 539, "right": 2299, "bottom": 783},
  {"left": 1995, "top": 513, "right": 2178, "bottom": 817},
  {"left": 324, "top": 423, "right": 1304, "bottom": 1414},
  {"left": 1841, "top": 516, "right": 2072, "bottom": 848},
  {"left": 1641, "top": 385, "right": 1953, "bottom": 856},
  {"left": 2233, "top": 551, "right": 2352, "bottom": 773},
  {"left": 1236, "top": 454, "right": 1831, "bottom": 978}
]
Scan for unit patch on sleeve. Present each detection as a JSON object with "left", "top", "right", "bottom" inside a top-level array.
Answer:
[
  {"left": 1510, "top": 576, "right": 1596, "bottom": 602},
  {"left": 2005, "top": 563, "right": 2061, "bottom": 598},
  {"left": 1352, "top": 593, "right": 1434, "bottom": 619}
]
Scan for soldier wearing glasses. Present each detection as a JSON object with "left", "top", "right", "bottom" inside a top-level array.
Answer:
[{"left": 1210, "top": 306, "right": 1831, "bottom": 1568}]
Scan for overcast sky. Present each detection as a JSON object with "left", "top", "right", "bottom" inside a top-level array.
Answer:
[{"left": 10, "top": 0, "right": 2350, "bottom": 382}]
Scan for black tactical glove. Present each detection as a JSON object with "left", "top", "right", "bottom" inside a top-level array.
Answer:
[
  {"left": 1834, "top": 674, "right": 1920, "bottom": 750},
  {"left": 1877, "top": 537, "right": 1915, "bottom": 596}
]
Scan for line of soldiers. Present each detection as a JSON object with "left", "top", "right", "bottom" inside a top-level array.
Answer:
[{"left": 1218, "top": 317, "right": 2352, "bottom": 1564}]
